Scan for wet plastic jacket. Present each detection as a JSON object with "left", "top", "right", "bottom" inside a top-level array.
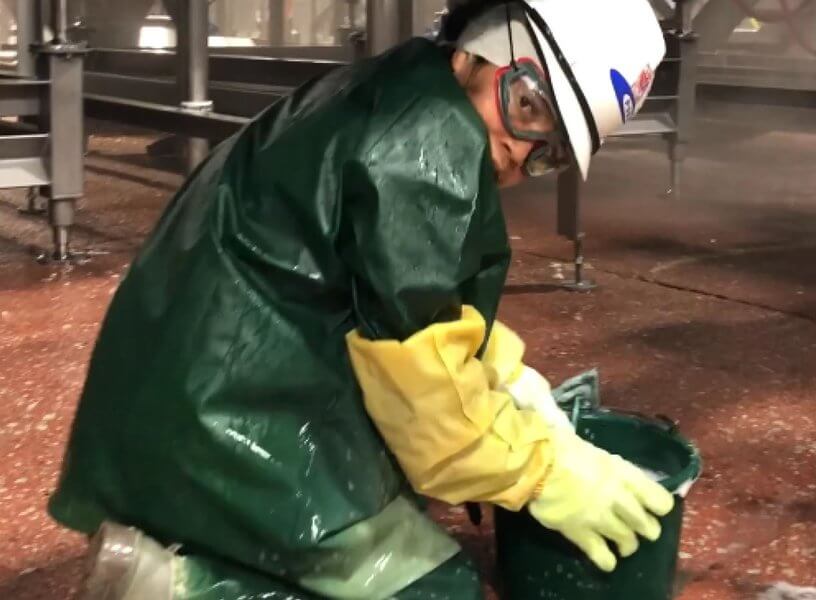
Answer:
[{"left": 49, "top": 38, "right": 511, "bottom": 596}]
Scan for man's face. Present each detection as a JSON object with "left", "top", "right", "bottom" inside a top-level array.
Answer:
[{"left": 452, "top": 51, "right": 557, "bottom": 188}]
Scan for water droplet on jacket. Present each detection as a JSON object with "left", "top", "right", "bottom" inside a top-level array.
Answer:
[{"left": 310, "top": 514, "right": 323, "bottom": 541}]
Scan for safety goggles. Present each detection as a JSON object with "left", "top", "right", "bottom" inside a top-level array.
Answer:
[
  {"left": 496, "top": 58, "right": 570, "bottom": 177},
  {"left": 494, "top": 57, "right": 570, "bottom": 176}
]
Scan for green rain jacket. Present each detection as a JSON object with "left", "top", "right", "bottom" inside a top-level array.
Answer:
[{"left": 50, "top": 38, "right": 511, "bottom": 598}]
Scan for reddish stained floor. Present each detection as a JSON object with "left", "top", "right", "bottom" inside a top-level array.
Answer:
[{"left": 1, "top": 100, "right": 815, "bottom": 599}]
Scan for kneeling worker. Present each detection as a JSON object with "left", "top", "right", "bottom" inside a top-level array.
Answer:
[{"left": 50, "top": 1, "right": 672, "bottom": 597}]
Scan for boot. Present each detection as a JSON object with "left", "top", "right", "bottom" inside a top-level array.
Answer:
[{"left": 78, "top": 521, "right": 173, "bottom": 600}]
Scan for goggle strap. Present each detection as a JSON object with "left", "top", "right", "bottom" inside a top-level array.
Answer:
[
  {"left": 505, "top": 3, "right": 517, "bottom": 68},
  {"left": 513, "top": 0, "right": 602, "bottom": 155}
]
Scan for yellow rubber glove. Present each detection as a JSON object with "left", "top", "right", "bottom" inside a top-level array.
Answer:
[
  {"left": 346, "top": 306, "right": 554, "bottom": 510},
  {"left": 528, "top": 427, "right": 675, "bottom": 572},
  {"left": 481, "top": 320, "right": 572, "bottom": 430}
]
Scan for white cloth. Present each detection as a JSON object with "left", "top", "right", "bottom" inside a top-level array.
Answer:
[
  {"left": 500, "top": 365, "right": 575, "bottom": 431},
  {"left": 758, "top": 583, "right": 816, "bottom": 600}
]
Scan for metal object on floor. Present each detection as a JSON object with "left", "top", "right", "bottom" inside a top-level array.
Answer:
[
  {"left": 557, "top": 166, "right": 597, "bottom": 292},
  {"left": 561, "top": 238, "right": 597, "bottom": 292},
  {"left": 0, "top": 0, "right": 87, "bottom": 261}
]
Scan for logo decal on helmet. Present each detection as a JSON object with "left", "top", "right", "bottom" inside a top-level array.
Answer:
[
  {"left": 610, "top": 69, "right": 635, "bottom": 122},
  {"left": 631, "top": 66, "right": 655, "bottom": 104}
]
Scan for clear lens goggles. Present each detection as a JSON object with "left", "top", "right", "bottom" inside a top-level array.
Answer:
[{"left": 495, "top": 58, "right": 570, "bottom": 176}]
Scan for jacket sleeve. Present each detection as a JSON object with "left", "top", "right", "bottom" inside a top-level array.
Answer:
[
  {"left": 340, "top": 103, "right": 556, "bottom": 509},
  {"left": 338, "top": 93, "right": 509, "bottom": 342},
  {"left": 481, "top": 319, "right": 526, "bottom": 389},
  {"left": 347, "top": 306, "right": 554, "bottom": 510}
]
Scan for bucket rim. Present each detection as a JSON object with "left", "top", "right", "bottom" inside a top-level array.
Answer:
[{"left": 577, "top": 408, "right": 703, "bottom": 496}]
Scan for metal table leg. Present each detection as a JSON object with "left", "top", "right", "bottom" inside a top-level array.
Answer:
[
  {"left": 667, "top": 0, "right": 699, "bottom": 198},
  {"left": 267, "top": 0, "right": 285, "bottom": 45},
  {"left": 177, "top": 0, "right": 212, "bottom": 175},
  {"left": 668, "top": 135, "right": 685, "bottom": 196},
  {"left": 14, "top": 0, "right": 39, "bottom": 78},
  {"left": 556, "top": 166, "right": 596, "bottom": 292},
  {"left": 37, "top": 0, "right": 87, "bottom": 260}
]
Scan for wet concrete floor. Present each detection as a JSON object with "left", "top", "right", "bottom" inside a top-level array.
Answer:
[{"left": 1, "top": 99, "right": 815, "bottom": 599}]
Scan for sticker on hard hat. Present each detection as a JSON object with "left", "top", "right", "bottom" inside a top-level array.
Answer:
[
  {"left": 632, "top": 67, "right": 655, "bottom": 103},
  {"left": 610, "top": 69, "right": 635, "bottom": 122}
]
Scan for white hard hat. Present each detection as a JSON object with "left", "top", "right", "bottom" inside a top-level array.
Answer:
[{"left": 457, "top": 0, "right": 666, "bottom": 179}]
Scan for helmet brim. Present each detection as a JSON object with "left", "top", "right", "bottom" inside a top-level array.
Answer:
[{"left": 529, "top": 19, "right": 593, "bottom": 180}]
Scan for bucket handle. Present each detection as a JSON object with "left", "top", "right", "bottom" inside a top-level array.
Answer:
[{"left": 607, "top": 410, "right": 680, "bottom": 436}]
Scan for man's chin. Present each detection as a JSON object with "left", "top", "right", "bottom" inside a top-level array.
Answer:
[{"left": 497, "top": 171, "right": 525, "bottom": 189}]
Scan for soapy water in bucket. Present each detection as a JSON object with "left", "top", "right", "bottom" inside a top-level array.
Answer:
[
  {"left": 639, "top": 466, "right": 668, "bottom": 483},
  {"left": 637, "top": 463, "right": 696, "bottom": 498}
]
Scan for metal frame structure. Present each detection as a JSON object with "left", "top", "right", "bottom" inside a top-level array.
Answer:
[
  {"left": 555, "top": 0, "right": 699, "bottom": 291},
  {"left": 83, "top": 0, "right": 408, "bottom": 144},
  {"left": 5, "top": 0, "right": 798, "bottom": 266},
  {"left": 177, "top": 0, "right": 213, "bottom": 172},
  {"left": 696, "top": 0, "right": 816, "bottom": 94},
  {"left": 0, "top": 0, "right": 87, "bottom": 260},
  {"left": 70, "top": 0, "right": 707, "bottom": 273},
  {"left": 84, "top": 49, "right": 338, "bottom": 118},
  {"left": 366, "top": 0, "right": 413, "bottom": 55}
]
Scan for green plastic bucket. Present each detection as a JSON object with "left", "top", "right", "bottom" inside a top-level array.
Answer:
[{"left": 495, "top": 408, "right": 701, "bottom": 600}]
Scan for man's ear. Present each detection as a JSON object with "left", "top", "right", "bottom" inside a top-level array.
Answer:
[
  {"left": 438, "top": 0, "right": 509, "bottom": 44},
  {"left": 451, "top": 50, "right": 480, "bottom": 84}
]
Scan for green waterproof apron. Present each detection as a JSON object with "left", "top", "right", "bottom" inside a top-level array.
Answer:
[{"left": 49, "top": 38, "right": 510, "bottom": 599}]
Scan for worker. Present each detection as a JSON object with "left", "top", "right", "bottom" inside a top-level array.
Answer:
[{"left": 49, "top": 1, "right": 672, "bottom": 598}]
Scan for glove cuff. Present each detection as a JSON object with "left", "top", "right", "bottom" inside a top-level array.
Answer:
[
  {"left": 481, "top": 321, "right": 525, "bottom": 388},
  {"left": 530, "top": 458, "right": 554, "bottom": 500}
]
